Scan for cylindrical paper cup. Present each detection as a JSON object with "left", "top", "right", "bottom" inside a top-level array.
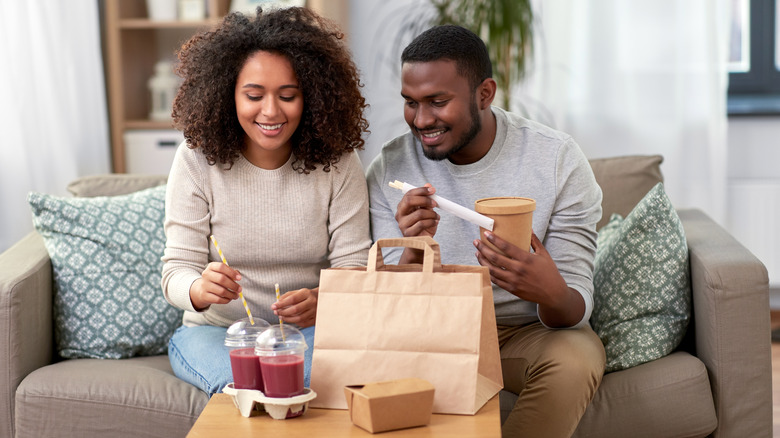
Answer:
[{"left": 474, "top": 197, "right": 536, "bottom": 254}]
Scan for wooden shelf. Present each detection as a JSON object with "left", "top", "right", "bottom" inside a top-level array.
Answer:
[
  {"left": 119, "top": 19, "right": 221, "bottom": 29},
  {"left": 103, "top": 0, "right": 230, "bottom": 173},
  {"left": 125, "top": 119, "right": 177, "bottom": 130}
]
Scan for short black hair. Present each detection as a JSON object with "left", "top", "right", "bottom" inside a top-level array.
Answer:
[{"left": 401, "top": 25, "right": 492, "bottom": 90}]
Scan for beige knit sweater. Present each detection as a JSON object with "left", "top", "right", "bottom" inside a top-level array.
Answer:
[{"left": 162, "top": 143, "right": 371, "bottom": 328}]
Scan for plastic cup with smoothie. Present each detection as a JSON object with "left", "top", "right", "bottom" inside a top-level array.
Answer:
[
  {"left": 254, "top": 325, "right": 307, "bottom": 399},
  {"left": 224, "top": 317, "right": 270, "bottom": 391},
  {"left": 474, "top": 197, "right": 536, "bottom": 254}
]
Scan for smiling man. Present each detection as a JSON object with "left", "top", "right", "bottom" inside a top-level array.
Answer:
[{"left": 365, "top": 25, "right": 605, "bottom": 438}]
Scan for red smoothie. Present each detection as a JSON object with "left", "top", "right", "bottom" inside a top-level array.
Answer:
[
  {"left": 229, "top": 348, "right": 263, "bottom": 390},
  {"left": 259, "top": 354, "right": 305, "bottom": 398}
]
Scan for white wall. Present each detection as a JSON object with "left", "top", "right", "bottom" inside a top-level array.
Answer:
[
  {"left": 349, "top": 0, "right": 425, "bottom": 168},
  {"left": 727, "top": 118, "right": 780, "bottom": 287}
]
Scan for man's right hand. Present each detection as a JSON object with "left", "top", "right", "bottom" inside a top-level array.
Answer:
[
  {"left": 189, "top": 262, "right": 242, "bottom": 311},
  {"left": 394, "top": 183, "right": 440, "bottom": 264}
]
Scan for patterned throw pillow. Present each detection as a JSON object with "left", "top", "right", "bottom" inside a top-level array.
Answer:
[
  {"left": 28, "top": 185, "right": 183, "bottom": 359},
  {"left": 590, "top": 183, "right": 691, "bottom": 372}
]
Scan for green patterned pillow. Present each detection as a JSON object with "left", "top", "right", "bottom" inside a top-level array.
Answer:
[
  {"left": 590, "top": 183, "right": 691, "bottom": 372},
  {"left": 28, "top": 185, "right": 183, "bottom": 359}
]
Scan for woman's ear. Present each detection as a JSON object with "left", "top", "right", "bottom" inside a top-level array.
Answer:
[{"left": 477, "top": 78, "right": 497, "bottom": 109}]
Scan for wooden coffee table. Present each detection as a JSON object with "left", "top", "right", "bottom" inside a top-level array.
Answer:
[{"left": 187, "top": 393, "right": 501, "bottom": 437}]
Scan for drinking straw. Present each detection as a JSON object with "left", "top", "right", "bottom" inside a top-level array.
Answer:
[
  {"left": 209, "top": 235, "right": 255, "bottom": 325},
  {"left": 389, "top": 180, "right": 495, "bottom": 231},
  {"left": 275, "top": 283, "right": 286, "bottom": 341}
]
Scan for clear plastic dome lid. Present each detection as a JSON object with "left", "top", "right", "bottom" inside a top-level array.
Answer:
[
  {"left": 254, "top": 325, "right": 307, "bottom": 356},
  {"left": 224, "top": 317, "right": 271, "bottom": 348}
]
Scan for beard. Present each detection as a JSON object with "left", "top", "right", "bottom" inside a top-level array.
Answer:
[{"left": 421, "top": 96, "right": 481, "bottom": 161}]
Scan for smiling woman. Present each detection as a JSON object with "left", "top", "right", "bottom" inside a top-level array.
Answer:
[{"left": 161, "top": 6, "right": 372, "bottom": 398}]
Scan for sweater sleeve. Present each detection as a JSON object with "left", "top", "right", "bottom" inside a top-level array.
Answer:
[
  {"left": 540, "top": 138, "right": 602, "bottom": 329},
  {"left": 161, "top": 143, "right": 210, "bottom": 313},
  {"left": 326, "top": 150, "right": 372, "bottom": 268}
]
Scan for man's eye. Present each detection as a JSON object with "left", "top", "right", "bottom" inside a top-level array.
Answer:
[
  {"left": 431, "top": 100, "right": 448, "bottom": 107},
  {"left": 405, "top": 100, "right": 417, "bottom": 107}
]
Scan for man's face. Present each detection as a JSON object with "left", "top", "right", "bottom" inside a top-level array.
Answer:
[{"left": 401, "top": 60, "right": 481, "bottom": 163}]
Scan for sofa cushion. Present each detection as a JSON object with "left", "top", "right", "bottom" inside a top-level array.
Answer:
[
  {"left": 590, "top": 183, "right": 691, "bottom": 372},
  {"left": 572, "top": 352, "right": 716, "bottom": 437},
  {"left": 28, "top": 185, "right": 183, "bottom": 359},
  {"left": 15, "top": 356, "right": 207, "bottom": 438},
  {"left": 588, "top": 155, "right": 663, "bottom": 230},
  {"left": 499, "top": 353, "right": 717, "bottom": 438}
]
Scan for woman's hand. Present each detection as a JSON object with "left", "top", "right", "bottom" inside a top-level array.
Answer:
[
  {"left": 189, "top": 262, "right": 241, "bottom": 311},
  {"left": 272, "top": 287, "right": 319, "bottom": 328}
]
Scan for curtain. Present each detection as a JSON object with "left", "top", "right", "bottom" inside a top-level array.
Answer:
[
  {"left": 0, "top": 1, "right": 110, "bottom": 252},
  {"left": 519, "top": 0, "right": 730, "bottom": 225}
]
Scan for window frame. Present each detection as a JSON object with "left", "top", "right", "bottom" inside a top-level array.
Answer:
[{"left": 728, "top": 0, "right": 780, "bottom": 115}]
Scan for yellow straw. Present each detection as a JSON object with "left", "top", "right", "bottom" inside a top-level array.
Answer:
[
  {"left": 210, "top": 235, "right": 254, "bottom": 325},
  {"left": 275, "top": 283, "right": 286, "bottom": 341}
]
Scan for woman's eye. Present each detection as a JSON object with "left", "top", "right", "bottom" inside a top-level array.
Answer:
[
  {"left": 247, "top": 95, "right": 262, "bottom": 101},
  {"left": 280, "top": 95, "right": 297, "bottom": 102}
]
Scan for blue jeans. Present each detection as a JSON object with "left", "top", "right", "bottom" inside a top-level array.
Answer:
[{"left": 168, "top": 324, "right": 315, "bottom": 397}]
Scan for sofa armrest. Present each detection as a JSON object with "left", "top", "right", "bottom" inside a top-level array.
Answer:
[
  {"left": 0, "top": 231, "right": 54, "bottom": 438},
  {"left": 678, "top": 209, "right": 772, "bottom": 438}
]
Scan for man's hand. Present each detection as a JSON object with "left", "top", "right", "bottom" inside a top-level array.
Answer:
[
  {"left": 394, "top": 183, "right": 440, "bottom": 264},
  {"left": 190, "top": 262, "right": 242, "bottom": 311},
  {"left": 272, "top": 287, "right": 319, "bottom": 328},
  {"left": 474, "top": 231, "right": 585, "bottom": 327}
]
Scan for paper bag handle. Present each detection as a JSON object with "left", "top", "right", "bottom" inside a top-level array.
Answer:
[{"left": 368, "top": 236, "right": 442, "bottom": 273}]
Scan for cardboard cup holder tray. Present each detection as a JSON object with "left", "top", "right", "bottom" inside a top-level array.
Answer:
[{"left": 223, "top": 383, "right": 317, "bottom": 419}]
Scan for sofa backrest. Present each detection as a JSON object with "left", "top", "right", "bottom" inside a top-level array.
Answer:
[
  {"left": 588, "top": 155, "right": 664, "bottom": 230},
  {"left": 67, "top": 174, "right": 168, "bottom": 197},
  {"left": 65, "top": 154, "right": 664, "bottom": 231}
]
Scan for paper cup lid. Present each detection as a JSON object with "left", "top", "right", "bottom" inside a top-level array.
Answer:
[
  {"left": 224, "top": 317, "right": 271, "bottom": 347},
  {"left": 474, "top": 197, "right": 536, "bottom": 215}
]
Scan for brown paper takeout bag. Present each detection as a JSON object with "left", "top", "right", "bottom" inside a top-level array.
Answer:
[{"left": 310, "top": 236, "right": 503, "bottom": 415}]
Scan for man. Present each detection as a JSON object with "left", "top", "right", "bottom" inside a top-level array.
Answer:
[{"left": 365, "top": 25, "right": 605, "bottom": 437}]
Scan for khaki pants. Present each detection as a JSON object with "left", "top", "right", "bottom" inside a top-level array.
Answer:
[{"left": 498, "top": 323, "right": 605, "bottom": 438}]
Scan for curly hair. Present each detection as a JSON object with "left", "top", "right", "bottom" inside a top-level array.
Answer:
[{"left": 172, "top": 7, "right": 369, "bottom": 173}]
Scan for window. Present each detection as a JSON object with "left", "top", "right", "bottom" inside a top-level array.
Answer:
[{"left": 728, "top": 0, "right": 780, "bottom": 115}]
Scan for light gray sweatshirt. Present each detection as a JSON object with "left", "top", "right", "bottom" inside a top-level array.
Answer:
[{"left": 366, "top": 107, "right": 602, "bottom": 328}]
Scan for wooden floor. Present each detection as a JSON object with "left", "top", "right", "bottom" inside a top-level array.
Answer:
[{"left": 771, "top": 310, "right": 780, "bottom": 437}]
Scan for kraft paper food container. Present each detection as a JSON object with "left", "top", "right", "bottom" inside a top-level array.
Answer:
[
  {"left": 474, "top": 197, "right": 536, "bottom": 253},
  {"left": 344, "top": 378, "right": 435, "bottom": 434}
]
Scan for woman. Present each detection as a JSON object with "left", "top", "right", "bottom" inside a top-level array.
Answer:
[{"left": 161, "top": 7, "right": 371, "bottom": 396}]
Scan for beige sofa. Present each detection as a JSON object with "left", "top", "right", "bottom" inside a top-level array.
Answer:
[{"left": 0, "top": 156, "right": 772, "bottom": 438}]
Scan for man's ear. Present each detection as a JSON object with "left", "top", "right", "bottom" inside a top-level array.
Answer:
[{"left": 477, "top": 78, "right": 497, "bottom": 109}]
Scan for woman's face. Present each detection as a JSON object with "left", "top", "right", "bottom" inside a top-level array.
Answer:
[{"left": 234, "top": 50, "right": 303, "bottom": 169}]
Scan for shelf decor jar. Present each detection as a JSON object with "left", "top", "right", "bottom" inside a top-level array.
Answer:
[
  {"left": 146, "top": 0, "right": 178, "bottom": 21},
  {"left": 148, "top": 61, "right": 179, "bottom": 122}
]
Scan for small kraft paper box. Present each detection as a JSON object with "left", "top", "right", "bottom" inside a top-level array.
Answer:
[{"left": 344, "top": 378, "right": 435, "bottom": 433}]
